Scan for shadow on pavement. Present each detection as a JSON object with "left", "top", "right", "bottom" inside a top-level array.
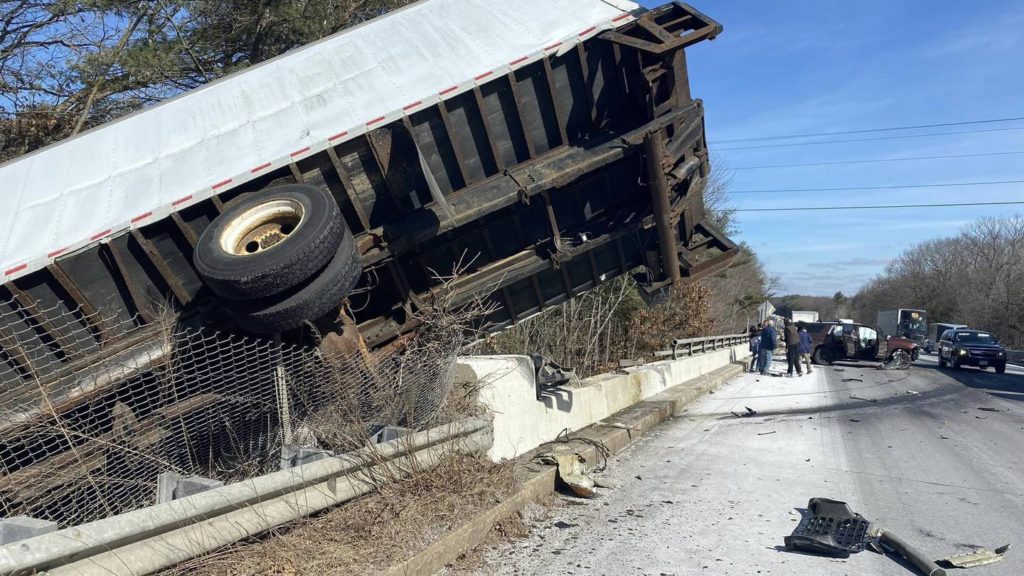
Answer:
[{"left": 915, "top": 362, "right": 1024, "bottom": 403}]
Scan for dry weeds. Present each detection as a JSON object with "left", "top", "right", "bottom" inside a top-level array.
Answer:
[{"left": 164, "top": 455, "right": 522, "bottom": 576}]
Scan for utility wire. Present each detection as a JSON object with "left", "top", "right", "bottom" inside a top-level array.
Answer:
[
  {"left": 730, "top": 179, "right": 1024, "bottom": 194},
  {"left": 714, "top": 126, "right": 1024, "bottom": 151},
  {"left": 710, "top": 116, "right": 1024, "bottom": 144},
  {"left": 732, "top": 150, "right": 1024, "bottom": 170},
  {"left": 733, "top": 201, "right": 1024, "bottom": 212}
]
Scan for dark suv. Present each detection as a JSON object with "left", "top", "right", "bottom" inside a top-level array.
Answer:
[{"left": 937, "top": 329, "right": 1007, "bottom": 373}]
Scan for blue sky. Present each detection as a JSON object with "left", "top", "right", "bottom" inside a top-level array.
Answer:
[{"left": 639, "top": 0, "right": 1024, "bottom": 295}]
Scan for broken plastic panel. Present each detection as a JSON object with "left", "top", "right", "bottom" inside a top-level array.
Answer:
[{"left": 785, "top": 498, "right": 871, "bottom": 558}]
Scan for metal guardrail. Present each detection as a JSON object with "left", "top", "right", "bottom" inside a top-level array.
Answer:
[{"left": 653, "top": 334, "right": 748, "bottom": 360}]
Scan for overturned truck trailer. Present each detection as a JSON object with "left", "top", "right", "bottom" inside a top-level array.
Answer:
[{"left": 0, "top": 0, "right": 735, "bottom": 525}]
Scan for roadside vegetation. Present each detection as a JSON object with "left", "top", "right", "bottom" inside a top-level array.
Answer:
[
  {"left": 1, "top": 0, "right": 415, "bottom": 161},
  {"left": 851, "top": 216, "right": 1024, "bottom": 349}
]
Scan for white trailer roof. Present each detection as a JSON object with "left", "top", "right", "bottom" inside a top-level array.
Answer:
[{"left": 0, "top": 0, "right": 638, "bottom": 281}]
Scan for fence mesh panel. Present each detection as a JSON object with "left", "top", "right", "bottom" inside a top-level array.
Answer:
[{"left": 0, "top": 298, "right": 463, "bottom": 528}]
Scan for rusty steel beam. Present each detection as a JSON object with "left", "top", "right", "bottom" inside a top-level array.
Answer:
[
  {"left": 472, "top": 86, "right": 505, "bottom": 173},
  {"left": 505, "top": 72, "right": 537, "bottom": 159},
  {"left": 130, "top": 230, "right": 191, "bottom": 306},
  {"left": 326, "top": 146, "right": 372, "bottom": 231},
  {"left": 5, "top": 283, "right": 81, "bottom": 356},
  {"left": 541, "top": 58, "right": 569, "bottom": 146},
  {"left": 104, "top": 242, "right": 156, "bottom": 324},
  {"left": 644, "top": 130, "right": 682, "bottom": 283},
  {"left": 437, "top": 100, "right": 472, "bottom": 187},
  {"left": 170, "top": 213, "right": 198, "bottom": 247}
]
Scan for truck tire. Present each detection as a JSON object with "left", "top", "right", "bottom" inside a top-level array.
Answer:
[
  {"left": 996, "top": 363, "right": 1006, "bottom": 374},
  {"left": 229, "top": 227, "right": 362, "bottom": 333},
  {"left": 194, "top": 184, "right": 343, "bottom": 300},
  {"left": 938, "top": 354, "right": 946, "bottom": 368}
]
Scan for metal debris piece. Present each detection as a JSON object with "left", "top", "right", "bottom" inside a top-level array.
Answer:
[
  {"left": 551, "top": 453, "right": 597, "bottom": 498},
  {"left": 757, "top": 430, "right": 776, "bottom": 436},
  {"left": 977, "top": 407, "right": 1005, "bottom": 413},
  {"left": 938, "top": 544, "right": 1011, "bottom": 568},
  {"left": 842, "top": 378, "right": 864, "bottom": 383},
  {"left": 849, "top": 395, "right": 879, "bottom": 403},
  {"left": 731, "top": 407, "right": 757, "bottom": 418},
  {"left": 785, "top": 498, "right": 870, "bottom": 558}
]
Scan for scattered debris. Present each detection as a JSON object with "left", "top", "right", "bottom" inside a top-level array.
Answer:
[
  {"left": 535, "top": 452, "right": 597, "bottom": 498},
  {"left": 757, "top": 431, "right": 777, "bottom": 436},
  {"left": 833, "top": 368, "right": 847, "bottom": 372},
  {"left": 784, "top": 498, "right": 869, "bottom": 557},
  {"left": 976, "top": 416, "right": 988, "bottom": 420},
  {"left": 977, "top": 407, "right": 1006, "bottom": 413},
  {"left": 905, "top": 390, "right": 920, "bottom": 395},
  {"left": 849, "top": 395, "right": 879, "bottom": 403},
  {"left": 939, "top": 435, "right": 950, "bottom": 440},
  {"left": 731, "top": 407, "right": 758, "bottom": 418},
  {"left": 938, "top": 544, "right": 1011, "bottom": 568},
  {"left": 553, "top": 520, "right": 578, "bottom": 529},
  {"left": 592, "top": 477, "right": 618, "bottom": 489},
  {"left": 842, "top": 378, "right": 864, "bottom": 383},
  {"left": 784, "top": 498, "right": 948, "bottom": 575},
  {"left": 849, "top": 418, "right": 862, "bottom": 423}
]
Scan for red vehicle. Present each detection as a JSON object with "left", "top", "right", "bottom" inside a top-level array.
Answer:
[{"left": 802, "top": 322, "right": 919, "bottom": 365}]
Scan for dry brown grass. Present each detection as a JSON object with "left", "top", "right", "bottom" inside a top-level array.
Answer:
[{"left": 165, "top": 455, "right": 521, "bottom": 576}]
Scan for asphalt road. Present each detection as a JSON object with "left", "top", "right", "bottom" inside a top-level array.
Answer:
[{"left": 486, "top": 354, "right": 1024, "bottom": 576}]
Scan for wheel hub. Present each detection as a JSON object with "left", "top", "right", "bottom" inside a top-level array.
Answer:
[{"left": 220, "top": 199, "right": 305, "bottom": 256}]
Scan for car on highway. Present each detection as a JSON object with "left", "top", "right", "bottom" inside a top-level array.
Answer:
[
  {"left": 937, "top": 329, "right": 1007, "bottom": 373},
  {"left": 801, "top": 321, "right": 919, "bottom": 366}
]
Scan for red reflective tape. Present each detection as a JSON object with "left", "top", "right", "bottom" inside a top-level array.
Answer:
[
  {"left": 403, "top": 101, "right": 422, "bottom": 111},
  {"left": 172, "top": 195, "right": 193, "bottom": 206},
  {"left": 328, "top": 131, "right": 349, "bottom": 141},
  {"left": 289, "top": 147, "right": 310, "bottom": 158},
  {"left": 251, "top": 162, "right": 272, "bottom": 173},
  {"left": 439, "top": 86, "right": 458, "bottom": 96},
  {"left": 545, "top": 41, "right": 562, "bottom": 50},
  {"left": 509, "top": 56, "right": 530, "bottom": 66},
  {"left": 579, "top": 26, "right": 596, "bottom": 36},
  {"left": 612, "top": 13, "right": 630, "bottom": 22},
  {"left": 131, "top": 212, "right": 153, "bottom": 223},
  {"left": 47, "top": 247, "right": 69, "bottom": 258},
  {"left": 366, "top": 116, "right": 386, "bottom": 126},
  {"left": 4, "top": 263, "right": 27, "bottom": 276},
  {"left": 90, "top": 229, "right": 112, "bottom": 241},
  {"left": 211, "top": 178, "right": 232, "bottom": 190},
  {"left": 474, "top": 71, "right": 493, "bottom": 81}
]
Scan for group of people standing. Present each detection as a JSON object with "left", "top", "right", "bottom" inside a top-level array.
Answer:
[{"left": 748, "top": 318, "right": 813, "bottom": 376}]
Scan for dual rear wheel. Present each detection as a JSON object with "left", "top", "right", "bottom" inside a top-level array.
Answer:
[{"left": 194, "top": 184, "right": 362, "bottom": 333}]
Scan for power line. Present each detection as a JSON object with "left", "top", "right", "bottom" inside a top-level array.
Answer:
[
  {"left": 732, "top": 150, "right": 1024, "bottom": 170},
  {"left": 710, "top": 116, "right": 1024, "bottom": 144},
  {"left": 714, "top": 126, "right": 1024, "bottom": 151},
  {"left": 733, "top": 200, "right": 1024, "bottom": 212},
  {"left": 730, "top": 179, "right": 1024, "bottom": 194}
]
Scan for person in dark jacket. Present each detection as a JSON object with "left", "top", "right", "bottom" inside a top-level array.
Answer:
[
  {"left": 783, "top": 318, "right": 802, "bottom": 377},
  {"left": 798, "top": 325, "right": 813, "bottom": 374},
  {"left": 758, "top": 319, "right": 777, "bottom": 375},
  {"left": 748, "top": 324, "right": 761, "bottom": 373}
]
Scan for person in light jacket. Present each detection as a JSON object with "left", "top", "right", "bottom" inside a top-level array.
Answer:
[{"left": 798, "top": 324, "right": 813, "bottom": 375}]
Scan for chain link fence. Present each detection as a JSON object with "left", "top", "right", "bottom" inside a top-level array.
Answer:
[{"left": 0, "top": 297, "right": 467, "bottom": 529}]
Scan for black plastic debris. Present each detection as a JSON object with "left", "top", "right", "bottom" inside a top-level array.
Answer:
[
  {"left": 731, "top": 407, "right": 757, "bottom": 418},
  {"left": 785, "top": 498, "right": 870, "bottom": 558}
]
